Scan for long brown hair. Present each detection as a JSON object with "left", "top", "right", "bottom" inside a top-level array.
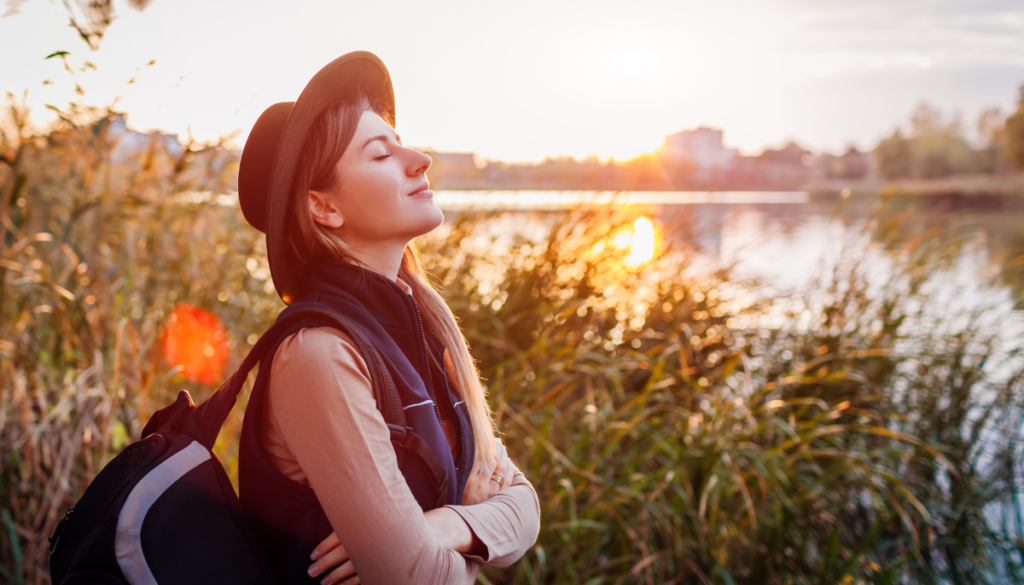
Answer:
[{"left": 286, "top": 94, "right": 496, "bottom": 469}]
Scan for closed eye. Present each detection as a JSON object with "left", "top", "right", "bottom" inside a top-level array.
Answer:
[{"left": 374, "top": 154, "right": 391, "bottom": 161}]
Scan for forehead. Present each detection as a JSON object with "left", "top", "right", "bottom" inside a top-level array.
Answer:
[{"left": 354, "top": 110, "right": 395, "bottom": 138}]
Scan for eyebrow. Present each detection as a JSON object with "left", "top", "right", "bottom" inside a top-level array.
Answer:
[{"left": 361, "top": 133, "right": 401, "bottom": 150}]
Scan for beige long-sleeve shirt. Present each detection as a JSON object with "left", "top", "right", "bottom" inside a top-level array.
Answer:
[{"left": 259, "top": 284, "right": 540, "bottom": 583}]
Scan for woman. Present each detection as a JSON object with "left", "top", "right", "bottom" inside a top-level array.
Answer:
[{"left": 235, "top": 52, "right": 540, "bottom": 584}]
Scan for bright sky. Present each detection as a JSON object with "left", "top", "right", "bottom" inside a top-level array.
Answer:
[{"left": 3, "top": 0, "right": 1024, "bottom": 162}]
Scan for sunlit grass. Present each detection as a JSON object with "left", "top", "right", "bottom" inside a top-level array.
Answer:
[{"left": 2, "top": 102, "right": 1024, "bottom": 584}]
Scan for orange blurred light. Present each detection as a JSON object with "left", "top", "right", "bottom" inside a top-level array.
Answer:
[{"left": 161, "top": 303, "right": 229, "bottom": 385}]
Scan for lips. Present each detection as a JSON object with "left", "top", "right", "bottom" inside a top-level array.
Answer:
[{"left": 408, "top": 183, "right": 432, "bottom": 197}]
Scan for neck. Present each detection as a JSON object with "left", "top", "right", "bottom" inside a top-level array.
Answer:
[{"left": 340, "top": 238, "right": 407, "bottom": 282}]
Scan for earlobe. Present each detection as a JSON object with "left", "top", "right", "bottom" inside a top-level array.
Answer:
[{"left": 308, "top": 190, "right": 344, "bottom": 229}]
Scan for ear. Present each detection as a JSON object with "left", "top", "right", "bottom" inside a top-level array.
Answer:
[{"left": 307, "top": 190, "right": 344, "bottom": 229}]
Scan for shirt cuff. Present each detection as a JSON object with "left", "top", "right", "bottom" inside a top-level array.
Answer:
[{"left": 443, "top": 481, "right": 540, "bottom": 568}]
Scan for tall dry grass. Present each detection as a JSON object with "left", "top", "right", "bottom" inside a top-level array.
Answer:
[
  {"left": 417, "top": 205, "right": 1024, "bottom": 584},
  {"left": 2, "top": 102, "right": 1023, "bottom": 584},
  {"left": 0, "top": 100, "right": 275, "bottom": 583}
]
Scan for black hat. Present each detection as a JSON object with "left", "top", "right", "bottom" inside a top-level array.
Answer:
[{"left": 238, "top": 51, "right": 395, "bottom": 304}]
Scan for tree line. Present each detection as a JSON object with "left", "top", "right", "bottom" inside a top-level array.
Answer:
[{"left": 874, "top": 87, "right": 1024, "bottom": 180}]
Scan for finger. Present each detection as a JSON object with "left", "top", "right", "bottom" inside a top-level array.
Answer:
[
  {"left": 479, "top": 448, "right": 499, "bottom": 478},
  {"left": 484, "top": 463, "right": 502, "bottom": 497},
  {"left": 308, "top": 542, "right": 350, "bottom": 578},
  {"left": 320, "top": 560, "right": 357, "bottom": 585},
  {"left": 501, "top": 457, "right": 516, "bottom": 490},
  {"left": 487, "top": 452, "right": 509, "bottom": 493},
  {"left": 311, "top": 531, "right": 341, "bottom": 561},
  {"left": 491, "top": 438, "right": 507, "bottom": 471},
  {"left": 496, "top": 452, "right": 514, "bottom": 490}
]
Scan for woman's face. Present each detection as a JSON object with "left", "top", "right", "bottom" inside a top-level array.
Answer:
[{"left": 308, "top": 109, "right": 442, "bottom": 250}]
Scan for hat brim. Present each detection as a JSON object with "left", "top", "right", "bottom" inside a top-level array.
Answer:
[{"left": 265, "top": 51, "right": 395, "bottom": 304}]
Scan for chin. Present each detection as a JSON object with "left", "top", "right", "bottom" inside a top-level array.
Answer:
[{"left": 410, "top": 205, "right": 445, "bottom": 238}]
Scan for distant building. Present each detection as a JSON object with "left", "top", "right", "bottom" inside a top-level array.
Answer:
[
  {"left": 105, "top": 114, "right": 182, "bottom": 162},
  {"left": 81, "top": 114, "right": 234, "bottom": 190},
  {"left": 425, "top": 151, "right": 487, "bottom": 188},
  {"left": 815, "top": 146, "right": 870, "bottom": 180},
  {"left": 755, "top": 141, "right": 811, "bottom": 167},
  {"left": 660, "top": 127, "right": 737, "bottom": 170},
  {"left": 431, "top": 152, "right": 485, "bottom": 170}
]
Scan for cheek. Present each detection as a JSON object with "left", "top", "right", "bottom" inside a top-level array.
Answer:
[{"left": 341, "top": 167, "right": 402, "bottom": 211}]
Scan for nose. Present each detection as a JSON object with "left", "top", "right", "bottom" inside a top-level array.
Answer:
[{"left": 406, "top": 147, "right": 432, "bottom": 176}]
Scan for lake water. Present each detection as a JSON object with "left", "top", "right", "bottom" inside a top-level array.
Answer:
[
  {"left": 436, "top": 188, "right": 1024, "bottom": 384},
  {"left": 435, "top": 190, "right": 1024, "bottom": 313}
]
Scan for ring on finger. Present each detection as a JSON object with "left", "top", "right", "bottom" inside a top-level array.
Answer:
[{"left": 490, "top": 473, "right": 503, "bottom": 484}]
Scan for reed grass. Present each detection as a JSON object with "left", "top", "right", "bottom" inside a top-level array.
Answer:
[{"left": 2, "top": 103, "right": 1023, "bottom": 584}]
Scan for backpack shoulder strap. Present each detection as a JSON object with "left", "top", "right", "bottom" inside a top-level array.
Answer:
[{"left": 179, "top": 302, "right": 406, "bottom": 450}]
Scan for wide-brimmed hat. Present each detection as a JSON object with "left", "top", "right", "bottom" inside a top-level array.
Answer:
[{"left": 238, "top": 51, "right": 395, "bottom": 304}]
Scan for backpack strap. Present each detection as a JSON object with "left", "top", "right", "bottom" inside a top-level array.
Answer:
[
  {"left": 179, "top": 303, "right": 403, "bottom": 449},
  {"left": 388, "top": 422, "right": 450, "bottom": 509},
  {"left": 151, "top": 302, "right": 448, "bottom": 506}
]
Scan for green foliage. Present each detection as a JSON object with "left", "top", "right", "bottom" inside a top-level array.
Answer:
[
  {"left": 2, "top": 103, "right": 1024, "bottom": 584},
  {"left": 1005, "top": 87, "right": 1024, "bottom": 173},
  {"left": 974, "top": 107, "right": 1006, "bottom": 175},
  {"left": 874, "top": 103, "right": 979, "bottom": 180},
  {"left": 875, "top": 131, "right": 912, "bottom": 180}
]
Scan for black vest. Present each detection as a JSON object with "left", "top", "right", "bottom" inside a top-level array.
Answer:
[{"left": 238, "top": 259, "right": 475, "bottom": 583}]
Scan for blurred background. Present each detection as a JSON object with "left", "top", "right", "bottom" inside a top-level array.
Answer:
[{"left": 3, "top": 1, "right": 1024, "bottom": 584}]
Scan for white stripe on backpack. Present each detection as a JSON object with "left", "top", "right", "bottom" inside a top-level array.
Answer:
[{"left": 115, "top": 441, "right": 211, "bottom": 585}]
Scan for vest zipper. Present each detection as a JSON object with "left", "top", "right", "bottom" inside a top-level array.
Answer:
[
  {"left": 408, "top": 296, "right": 446, "bottom": 433},
  {"left": 409, "top": 291, "right": 464, "bottom": 497},
  {"left": 441, "top": 357, "right": 466, "bottom": 477}
]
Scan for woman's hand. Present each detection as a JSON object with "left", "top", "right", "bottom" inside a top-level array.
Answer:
[
  {"left": 461, "top": 438, "right": 515, "bottom": 506},
  {"left": 308, "top": 532, "right": 359, "bottom": 585},
  {"left": 309, "top": 438, "right": 518, "bottom": 578}
]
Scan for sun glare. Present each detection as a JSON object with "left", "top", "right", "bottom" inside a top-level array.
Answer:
[
  {"left": 624, "top": 216, "right": 656, "bottom": 268},
  {"left": 612, "top": 227, "right": 633, "bottom": 250}
]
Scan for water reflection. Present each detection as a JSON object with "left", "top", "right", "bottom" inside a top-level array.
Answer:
[
  {"left": 435, "top": 190, "right": 808, "bottom": 209},
  {"left": 625, "top": 216, "right": 656, "bottom": 268},
  {"left": 602, "top": 216, "right": 657, "bottom": 268},
  {"left": 434, "top": 191, "right": 1024, "bottom": 309},
  {"left": 435, "top": 190, "right": 1024, "bottom": 332}
]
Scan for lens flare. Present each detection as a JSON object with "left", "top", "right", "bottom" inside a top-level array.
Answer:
[
  {"left": 624, "top": 216, "right": 656, "bottom": 268},
  {"left": 612, "top": 227, "right": 633, "bottom": 250},
  {"left": 161, "top": 303, "right": 229, "bottom": 385}
]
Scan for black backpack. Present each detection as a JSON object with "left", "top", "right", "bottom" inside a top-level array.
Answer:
[{"left": 47, "top": 302, "right": 447, "bottom": 585}]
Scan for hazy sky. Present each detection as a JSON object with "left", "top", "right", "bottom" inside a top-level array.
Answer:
[{"left": 3, "top": 0, "right": 1023, "bottom": 161}]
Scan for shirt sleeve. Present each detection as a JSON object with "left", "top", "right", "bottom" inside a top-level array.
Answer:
[
  {"left": 267, "top": 326, "right": 481, "bottom": 584},
  {"left": 444, "top": 468, "right": 541, "bottom": 568}
]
